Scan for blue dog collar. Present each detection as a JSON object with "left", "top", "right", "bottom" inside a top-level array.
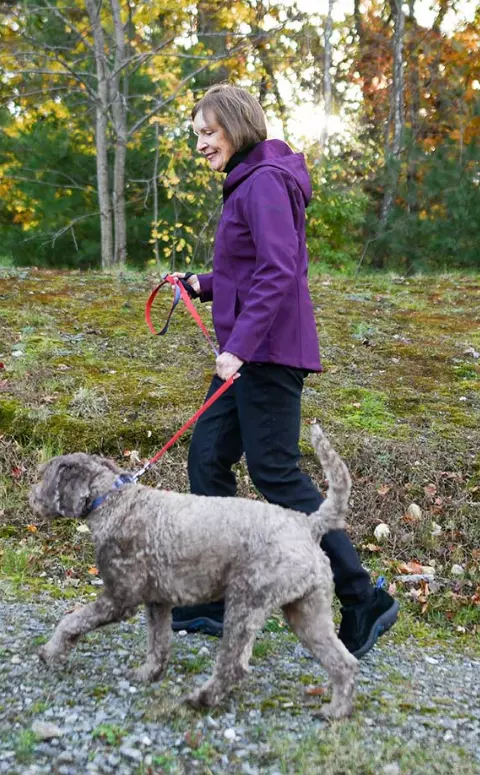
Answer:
[{"left": 88, "top": 473, "right": 135, "bottom": 514}]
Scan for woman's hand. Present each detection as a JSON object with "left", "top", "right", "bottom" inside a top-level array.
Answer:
[
  {"left": 216, "top": 351, "right": 243, "bottom": 380},
  {"left": 171, "top": 272, "right": 201, "bottom": 295}
]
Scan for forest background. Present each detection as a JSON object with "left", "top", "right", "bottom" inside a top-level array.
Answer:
[{"left": 1, "top": 0, "right": 479, "bottom": 274}]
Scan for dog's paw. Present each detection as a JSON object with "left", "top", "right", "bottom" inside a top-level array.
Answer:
[
  {"left": 131, "top": 663, "right": 164, "bottom": 684},
  {"left": 185, "top": 683, "right": 222, "bottom": 710},
  {"left": 316, "top": 700, "right": 353, "bottom": 720},
  {"left": 38, "top": 644, "right": 68, "bottom": 665}
]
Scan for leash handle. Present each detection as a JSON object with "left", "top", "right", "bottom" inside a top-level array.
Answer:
[
  {"left": 145, "top": 274, "right": 219, "bottom": 356},
  {"left": 132, "top": 374, "right": 236, "bottom": 480}
]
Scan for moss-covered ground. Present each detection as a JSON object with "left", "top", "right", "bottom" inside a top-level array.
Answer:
[{"left": 0, "top": 267, "right": 479, "bottom": 638}]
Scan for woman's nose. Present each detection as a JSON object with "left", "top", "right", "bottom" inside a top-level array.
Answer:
[{"left": 196, "top": 136, "right": 207, "bottom": 153}]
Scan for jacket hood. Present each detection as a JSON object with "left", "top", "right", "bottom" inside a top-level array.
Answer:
[{"left": 223, "top": 139, "right": 312, "bottom": 205}]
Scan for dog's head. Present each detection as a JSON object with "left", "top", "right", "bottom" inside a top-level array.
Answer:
[{"left": 29, "top": 453, "right": 122, "bottom": 519}]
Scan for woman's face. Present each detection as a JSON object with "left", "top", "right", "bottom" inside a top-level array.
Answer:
[{"left": 193, "top": 109, "right": 235, "bottom": 173}]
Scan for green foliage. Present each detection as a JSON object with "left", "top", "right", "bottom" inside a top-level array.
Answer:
[
  {"left": 372, "top": 138, "right": 480, "bottom": 272},
  {"left": 14, "top": 729, "right": 37, "bottom": 764},
  {"left": 1, "top": 0, "right": 479, "bottom": 272},
  {"left": 306, "top": 156, "right": 369, "bottom": 272},
  {"left": 91, "top": 723, "right": 125, "bottom": 746}
]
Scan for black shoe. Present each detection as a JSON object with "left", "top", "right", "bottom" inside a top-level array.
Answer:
[
  {"left": 171, "top": 604, "right": 224, "bottom": 637},
  {"left": 338, "top": 586, "right": 399, "bottom": 659}
]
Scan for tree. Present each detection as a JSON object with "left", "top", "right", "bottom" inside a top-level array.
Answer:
[{"left": 379, "top": 0, "right": 405, "bottom": 229}]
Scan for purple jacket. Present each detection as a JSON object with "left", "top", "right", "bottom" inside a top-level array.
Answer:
[{"left": 197, "top": 139, "right": 322, "bottom": 372}]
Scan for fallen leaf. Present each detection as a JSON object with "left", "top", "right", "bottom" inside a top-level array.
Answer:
[
  {"left": 362, "top": 543, "right": 382, "bottom": 552},
  {"left": 41, "top": 395, "right": 57, "bottom": 404},
  {"left": 424, "top": 483, "right": 437, "bottom": 498},
  {"left": 377, "top": 484, "right": 392, "bottom": 496},
  {"left": 87, "top": 566, "right": 99, "bottom": 575},
  {"left": 398, "top": 560, "right": 424, "bottom": 575},
  {"left": 304, "top": 685, "right": 327, "bottom": 696},
  {"left": 26, "top": 524, "right": 37, "bottom": 533},
  {"left": 402, "top": 512, "right": 419, "bottom": 524}
]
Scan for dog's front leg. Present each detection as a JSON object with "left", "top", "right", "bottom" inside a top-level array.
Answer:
[
  {"left": 133, "top": 603, "right": 172, "bottom": 683},
  {"left": 39, "top": 594, "right": 129, "bottom": 665}
]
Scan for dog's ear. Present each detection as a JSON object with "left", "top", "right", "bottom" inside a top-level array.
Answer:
[
  {"left": 47, "top": 457, "right": 91, "bottom": 518},
  {"left": 90, "top": 455, "right": 122, "bottom": 475}
]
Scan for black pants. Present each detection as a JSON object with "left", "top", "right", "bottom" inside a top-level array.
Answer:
[{"left": 188, "top": 363, "right": 372, "bottom": 606}]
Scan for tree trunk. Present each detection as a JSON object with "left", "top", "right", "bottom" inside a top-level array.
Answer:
[
  {"left": 152, "top": 121, "right": 160, "bottom": 264},
  {"left": 85, "top": 0, "right": 114, "bottom": 269},
  {"left": 196, "top": 0, "right": 229, "bottom": 87},
  {"left": 406, "top": 0, "right": 420, "bottom": 212},
  {"left": 110, "top": 0, "right": 128, "bottom": 266},
  {"left": 319, "top": 0, "right": 334, "bottom": 151},
  {"left": 379, "top": 0, "right": 405, "bottom": 228}
]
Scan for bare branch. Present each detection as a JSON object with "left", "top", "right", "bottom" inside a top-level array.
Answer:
[
  {"left": 7, "top": 175, "right": 92, "bottom": 192},
  {"left": 127, "top": 34, "right": 267, "bottom": 137}
]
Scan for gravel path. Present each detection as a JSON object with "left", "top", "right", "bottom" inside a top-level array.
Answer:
[{"left": 1, "top": 595, "right": 479, "bottom": 775}]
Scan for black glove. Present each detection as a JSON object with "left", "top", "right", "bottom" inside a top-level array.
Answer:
[{"left": 179, "top": 271, "right": 199, "bottom": 299}]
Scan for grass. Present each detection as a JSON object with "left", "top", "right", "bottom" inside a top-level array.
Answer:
[
  {"left": 14, "top": 729, "right": 37, "bottom": 764},
  {"left": 267, "top": 723, "right": 479, "bottom": 775},
  {"left": 0, "top": 267, "right": 479, "bottom": 638},
  {"left": 91, "top": 722, "right": 126, "bottom": 746}
]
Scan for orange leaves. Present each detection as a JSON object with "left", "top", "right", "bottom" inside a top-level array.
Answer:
[
  {"left": 304, "top": 685, "right": 327, "bottom": 696},
  {"left": 398, "top": 560, "right": 425, "bottom": 575},
  {"left": 377, "top": 484, "right": 392, "bottom": 496},
  {"left": 409, "top": 578, "right": 430, "bottom": 613},
  {"left": 362, "top": 543, "right": 382, "bottom": 553}
]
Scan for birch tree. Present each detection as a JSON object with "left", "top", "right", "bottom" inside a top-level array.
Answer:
[
  {"left": 85, "top": 0, "right": 114, "bottom": 267},
  {"left": 379, "top": 0, "right": 405, "bottom": 227},
  {"left": 319, "top": 0, "right": 334, "bottom": 151}
]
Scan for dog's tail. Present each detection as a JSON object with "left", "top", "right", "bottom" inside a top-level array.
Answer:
[{"left": 308, "top": 425, "right": 351, "bottom": 543}]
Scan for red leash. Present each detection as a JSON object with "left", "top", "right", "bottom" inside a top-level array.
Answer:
[
  {"left": 145, "top": 274, "right": 218, "bottom": 356},
  {"left": 134, "top": 274, "right": 236, "bottom": 480}
]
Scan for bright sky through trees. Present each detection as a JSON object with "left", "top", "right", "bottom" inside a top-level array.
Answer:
[{"left": 271, "top": 0, "right": 479, "bottom": 146}]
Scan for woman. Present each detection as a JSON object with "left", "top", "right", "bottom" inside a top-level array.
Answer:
[{"left": 173, "top": 85, "right": 398, "bottom": 658}]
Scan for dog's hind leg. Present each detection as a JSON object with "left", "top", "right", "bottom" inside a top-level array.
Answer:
[
  {"left": 39, "top": 594, "right": 134, "bottom": 665},
  {"left": 187, "top": 595, "right": 268, "bottom": 709},
  {"left": 133, "top": 603, "right": 172, "bottom": 683},
  {"left": 283, "top": 589, "right": 358, "bottom": 719}
]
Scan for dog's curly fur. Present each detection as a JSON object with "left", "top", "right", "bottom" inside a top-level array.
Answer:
[{"left": 29, "top": 425, "right": 358, "bottom": 718}]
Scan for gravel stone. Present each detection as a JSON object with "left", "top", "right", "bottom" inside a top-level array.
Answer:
[{"left": 0, "top": 596, "right": 479, "bottom": 774}]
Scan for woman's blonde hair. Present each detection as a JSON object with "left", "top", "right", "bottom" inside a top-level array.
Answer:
[{"left": 192, "top": 85, "right": 267, "bottom": 152}]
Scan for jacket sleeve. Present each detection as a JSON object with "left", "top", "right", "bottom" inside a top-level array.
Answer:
[
  {"left": 196, "top": 271, "right": 213, "bottom": 303},
  {"left": 224, "top": 169, "right": 299, "bottom": 361}
]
